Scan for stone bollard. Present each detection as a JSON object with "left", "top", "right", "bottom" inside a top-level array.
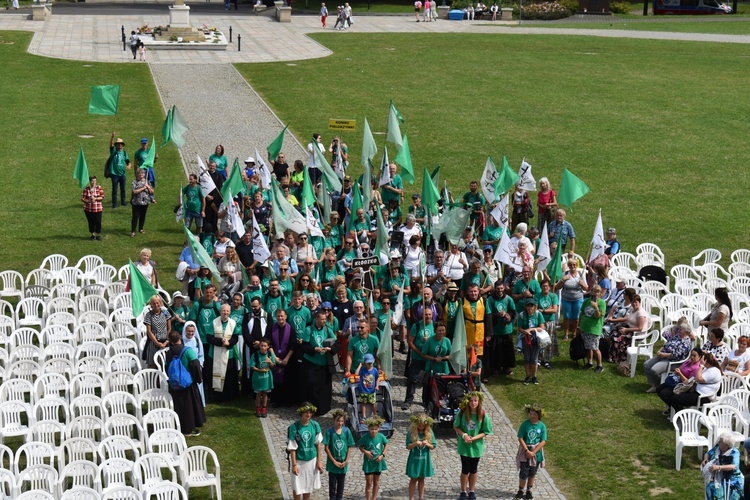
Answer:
[
  {"left": 501, "top": 7, "right": 512, "bottom": 20},
  {"left": 437, "top": 5, "right": 450, "bottom": 18},
  {"left": 276, "top": 5, "right": 291, "bottom": 21},
  {"left": 31, "top": 2, "right": 51, "bottom": 20}
]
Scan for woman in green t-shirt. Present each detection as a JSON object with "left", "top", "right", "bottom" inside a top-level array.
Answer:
[
  {"left": 287, "top": 402, "right": 324, "bottom": 500},
  {"left": 579, "top": 285, "right": 606, "bottom": 373},
  {"left": 453, "top": 392, "right": 493, "bottom": 500}
]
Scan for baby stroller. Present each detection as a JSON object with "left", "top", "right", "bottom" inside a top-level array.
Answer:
[
  {"left": 344, "top": 375, "right": 394, "bottom": 439},
  {"left": 426, "top": 373, "right": 474, "bottom": 428}
]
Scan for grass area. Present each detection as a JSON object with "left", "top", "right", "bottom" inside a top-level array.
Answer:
[
  {"left": 0, "top": 31, "right": 279, "bottom": 499},
  {"left": 237, "top": 33, "right": 750, "bottom": 498},
  {"left": 519, "top": 18, "right": 750, "bottom": 34}
]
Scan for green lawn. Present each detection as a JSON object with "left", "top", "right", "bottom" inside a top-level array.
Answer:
[
  {"left": 519, "top": 18, "right": 750, "bottom": 34},
  {"left": 0, "top": 31, "right": 278, "bottom": 499},
  {"left": 237, "top": 33, "right": 750, "bottom": 498}
]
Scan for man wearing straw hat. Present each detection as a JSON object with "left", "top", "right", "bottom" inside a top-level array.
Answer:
[{"left": 107, "top": 132, "right": 131, "bottom": 208}]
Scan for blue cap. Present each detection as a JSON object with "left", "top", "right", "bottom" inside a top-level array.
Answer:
[
  {"left": 140, "top": 138, "right": 148, "bottom": 144},
  {"left": 321, "top": 301, "right": 332, "bottom": 309},
  {"left": 364, "top": 354, "right": 375, "bottom": 364}
]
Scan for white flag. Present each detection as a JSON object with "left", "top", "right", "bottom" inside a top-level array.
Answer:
[
  {"left": 494, "top": 230, "right": 522, "bottom": 272},
  {"left": 175, "top": 187, "right": 184, "bottom": 223},
  {"left": 490, "top": 193, "right": 509, "bottom": 229},
  {"left": 588, "top": 210, "right": 605, "bottom": 263},
  {"left": 480, "top": 156, "right": 499, "bottom": 203},
  {"left": 536, "top": 223, "right": 551, "bottom": 273},
  {"left": 378, "top": 146, "right": 391, "bottom": 187},
  {"left": 197, "top": 155, "right": 216, "bottom": 198},
  {"left": 250, "top": 211, "right": 271, "bottom": 263},
  {"left": 392, "top": 278, "right": 406, "bottom": 325},
  {"left": 255, "top": 148, "right": 272, "bottom": 189},
  {"left": 227, "top": 189, "right": 245, "bottom": 238},
  {"left": 517, "top": 159, "right": 536, "bottom": 191},
  {"left": 305, "top": 207, "right": 324, "bottom": 238}
]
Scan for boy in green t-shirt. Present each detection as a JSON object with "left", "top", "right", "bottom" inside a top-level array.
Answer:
[{"left": 579, "top": 285, "right": 606, "bottom": 373}]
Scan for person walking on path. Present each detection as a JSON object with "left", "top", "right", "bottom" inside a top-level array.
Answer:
[
  {"left": 129, "top": 31, "right": 139, "bottom": 59},
  {"left": 321, "top": 3, "right": 328, "bottom": 27},
  {"left": 81, "top": 175, "right": 104, "bottom": 240},
  {"left": 107, "top": 133, "right": 130, "bottom": 208}
]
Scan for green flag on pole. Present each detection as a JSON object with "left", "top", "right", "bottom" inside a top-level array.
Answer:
[
  {"left": 160, "top": 108, "right": 173, "bottom": 148},
  {"left": 421, "top": 167, "right": 440, "bottom": 215},
  {"left": 494, "top": 156, "right": 520, "bottom": 195},
  {"left": 319, "top": 177, "right": 332, "bottom": 225},
  {"left": 393, "top": 134, "right": 415, "bottom": 184},
  {"left": 183, "top": 226, "right": 221, "bottom": 281},
  {"left": 267, "top": 124, "right": 289, "bottom": 160},
  {"left": 312, "top": 137, "right": 343, "bottom": 192},
  {"left": 430, "top": 165, "right": 441, "bottom": 187},
  {"left": 546, "top": 234, "right": 565, "bottom": 283},
  {"left": 386, "top": 100, "right": 404, "bottom": 151},
  {"left": 301, "top": 167, "right": 316, "bottom": 211},
  {"left": 348, "top": 181, "right": 363, "bottom": 233},
  {"left": 73, "top": 146, "right": 89, "bottom": 189},
  {"left": 221, "top": 158, "right": 244, "bottom": 201},
  {"left": 88, "top": 85, "right": 120, "bottom": 116},
  {"left": 557, "top": 168, "right": 590, "bottom": 211},
  {"left": 361, "top": 118, "right": 378, "bottom": 168},
  {"left": 449, "top": 305, "right": 468, "bottom": 374},
  {"left": 374, "top": 201, "right": 390, "bottom": 265},
  {"left": 160, "top": 105, "right": 189, "bottom": 148},
  {"left": 362, "top": 158, "right": 373, "bottom": 215},
  {"left": 376, "top": 312, "right": 393, "bottom": 380},
  {"left": 128, "top": 260, "right": 157, "bottom": 319},
  {"left": 140, "top": 136, "right": 157, "bottom": 169}
]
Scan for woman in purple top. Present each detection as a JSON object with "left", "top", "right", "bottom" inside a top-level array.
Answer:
[{"left": 654, "top": 348, "right": 703, "bottom": 415}]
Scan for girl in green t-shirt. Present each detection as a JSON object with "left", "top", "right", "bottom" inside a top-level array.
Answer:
[
  {"left": 516, "top": 403, "right": 548, "bottom": 500},
  {"left": 358, "top": 416, "right": 389, "bottom": 500},
  {"left": 453, "top": 391, "right": 493, "bottom": 500},
  {"left": 406, "top": 413, "right": 437, "bottom": 500},
  {"left": 323, "top": 410, "right": 355, "bottom": 500},
  {"left": 579, "top": 285, "right": 606, "bottom": 373}
]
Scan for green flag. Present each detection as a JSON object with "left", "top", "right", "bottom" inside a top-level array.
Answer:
[
  {"left": 267, "top": 124, "right": 288, "bottom": 160},
  {"left": 374, "top": 201, "right": 390, "bottom": 265},
  {"left": 386, "top": 100, "right": 404, "bottom": 151},
  {"left": 421, "top": 167, "right": 440, "bottom": 215},
  {"left": 160, "top": 108, "right": 173, "bottom": 148},
  {"left": 183, "top": 226, "right": 221, "bottom": 281},
  {"left": 128, "top": 260, "right": 157, "bottom": 319},
  {"left": 348, "top": 181, "right": 363, "bottom": 232},
  {"left": 557, "top": 168, "right": 590, "bottom": 211},
  {"left": 430, "top": 165, "right": 441, "bottom": 187},
  {"left": 301, "top": 166, "right": 316, "bottom": 211},
  {"left": 221, "top": 158, "right": 244, "bottom": 201},
  {"left": 88, "top": 85, "right": 120, "bottom": 116},
  {"left": 393, "top": 134, "right": 415, "bottom": 184},
  {"left": 319, "top": 177, "right": 332, "bottom": 225},
  {"left": 270, "top": 180, "right": 307, "bottom": 239},
  {"left": 170, "top": 106, "right": 189, "bottom": 149},
  {"left": 361, "top": 117, "right": 377, "bottom": 168},
  {"left": 73, "top": 146, "right": 89, "bottom": 189},
  {"left": 449, "top": 305, "right": 468, "bottom": 374},
  {"left": 546, "top": 233, "right": 565, "bottom": 283},
  {"left": 433, "top": 207, "right": 471, "bottom": 245},
  {"left": 312, "top": 137, "right": 343, "bottom": 192},
  {"left": 140, "top": 136, "right": 157, "bottom": 169},
  {"left": 376, "top": 312, "right": 393, "bottom": 380},
  {"left": 494, "top": 156, "right": 519, "bottom": 195},
  {"left": 362, "top": 157, "right": 373, "bottom": 215}
]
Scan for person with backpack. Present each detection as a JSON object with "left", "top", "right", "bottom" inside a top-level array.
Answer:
[{"left": 166, "top": 331, "right": 205, "bottom": 437}]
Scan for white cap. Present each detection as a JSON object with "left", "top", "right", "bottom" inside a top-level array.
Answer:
[{"left": 244, "top": 156, "right": 255, "bottom": 164}]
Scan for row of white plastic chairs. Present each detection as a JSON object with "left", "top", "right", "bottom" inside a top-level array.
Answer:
[
  {"left": 673, "top": 404, "right": 749, "bottom": 471},
  {"left": 0, "top": 445, "right": 219, "bottom": 499},
  {"left": 0, "top": 321, "right": 143, "bottom": 352},
  {"left": 0, "top": 337, "right": 142, "bottom": 367}
]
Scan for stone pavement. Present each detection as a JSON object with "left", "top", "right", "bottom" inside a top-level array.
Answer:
[{"left": 264, "top": 349, "right": 565, "bottom": 500}]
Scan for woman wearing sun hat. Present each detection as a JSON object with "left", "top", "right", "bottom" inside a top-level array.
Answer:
[{"left": 287, "top": 402, "right": 324, "bottom": 500}]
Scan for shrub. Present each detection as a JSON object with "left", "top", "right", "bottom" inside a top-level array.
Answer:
[
  {"left": 512, "top": 1, "right": 572, "bottom": 19},
  {"left": 609, "top": 1, "right": 631, "bottom": 13},
  {"left": 558, "top": 0, "right": 579, "bottom": 12},
  {"left": 451, "top": 0, "right": 471, "bottom": 9}
]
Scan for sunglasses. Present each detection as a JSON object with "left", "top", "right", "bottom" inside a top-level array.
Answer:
[{"left": 382, "top": 302, "right": 391, "bottom": 305}]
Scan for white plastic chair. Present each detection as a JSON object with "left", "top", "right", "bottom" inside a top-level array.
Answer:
[
  {"left": 673, "top": 409, "right": 711, "bottom": 471},
  {"left": 134, "top": 370, "right": 168, "bottom": 397},
  {"left": 108, "top": 354, "right": 141, "bottom": 376},
  {"left": 689, "top": 293, "right": 715, "bottom": 317},
  {"left": 0, "top": 467, "right": 15, "bottom": 499},
  {"left": 636, "top": 251, "right": 664, "bottom": 270},
  {"left": 24, "top": 285, "right": 51, "bottom": 302},
  {"left": 671, "top": 264, "right": 701, "bottom": 285},
  {"left": 76, "top": 284, "right": 106, "bottom": 303},
  {"left": 92, "top": 266, "right": 118, "bottom": 288},
  {"left": 48, "top": 294, "right": 77, "bottom": 315},
  {"left": 0, "top": 271, "right": 24, "bottom": 302},
  {"left": 147, "top": 430, "right": 186, "bottom": 471},
  {"left": 70, "top": 396, "right": 104, "bottom": 420},
  {"left": 9, "top": 345, "right": 43, "bottom": 364},
  {"left": 674, "top": 278, "right": 705, "bottom": 296},
  {"left": 134, "top": 454, "right": 177, "bottom": 493},
  {"left": 640, "top": 281, "right": 670, "bottom": 301},
  {"left": 41, "top": 255, "right": 69, "bottom": 279},
  {"left": 59, "top": 485, "right": 101, "bottom": 500},
  {"left": 8, "top": 360, "right": 43, "bottom": 384},
  {"left": 0, "top": 379, "right": 35, "bottom": 404},
  {"left": 102, "top": 392, "right": 141, "bottom": 421},
  {"left": 68, "top": 416, "right": 105, "bottom": 443},
  {"left": 142, "top": 409, "right": 181, "bottom": 435},
  {"left": 691, "top": 249, "right": 722, "bottom": 272},
  {"left": 103, "top": 372, "right": 135, "bottom": 396},
  {"left": 701, "top": 263, "right": 731, "bottom": 283},
  {"left": 738, "top": 307, "right": 750, "bottom": 325},
  {"left": 706, "top": 405, "right": 748, "bottom": 451},
  {"left": 105, "top": 323, "right": 138, "bottom": 343},
  {"left": 33, "top": 398, "right": 71, "bottom": 426},
  {"left": 144, "top": 483, "right": 189, "bottom": 500},
  {"left": 16, "top": 491, "right": 55, "bottom": 500},
  {"left": 112, "top": 295, "right": 131, "bottom": 314},
  {"left": 703, "top": 278, "right": 729, "bottom": 296},
  {"left": 14, "top": 442, "right": 56, "bottom": 476},
  {"left": 98, "top": 458, "right": 135, "bottom": 492},
  {"left": 0, "top": 445, "right": 13, "bottom": 471},
  {"left": 55, "top": 268, "right": 83, "bottom": 289},
  {"left": 116, "top": 266, "right": 130, "bottom": 283},
  {"left": 100, "top": 486, "right": 140, "bottom": 500},
  {"left": 26, "top": 269, "right": 53, "bottom": 289},
  {"left": 28, "top": 421, "right": 67, "bottom": 451},
  {"left": 179, "top": 446, "right": 221, "bottom": 500},
  {"left": 15, "top": 298, "right": 46, "bottom": 329},
  {"left": 16, "top": 464, "right": 59, "bottom": 497},
  {"left": 75, "top": 256, "right": 104, "bottom": 284},
  {"left": 729, "top": 262, "right": 750, "bottom": 281},
  {"left": 42, "top": 343, "right": 76, "bottom": 363},
  {"left": 77, "top": 297, "right": 108, "bottom": 317},
  {"left": 729, "top": 277, "right": 750, "bottom": 298},
  {"left": 105, "top": 415, "right": 145, "bottom": 456},
  {"left": 731, "top": 249, "right": 750, "bottom": 265},
  {"left": 106, "top": 339, "right": 139, "bottom": 360},
  {"left": 153, "top": 350, "right": 168, "bottom": 373},
  {"left": 75, "top": 323, "right": 106, "bottom": 344},
  {"left": 610, "top": 252, "right": 638, "bottom": 271},
  {"left": 42, "top": 323, "right": 77, "bottom": 347},
  {"left": 76, "top": 342, "right": 108, "bottom": 361},
  {"left": 103, "top": 283, "right": 126, "bottom": 311},
  {"left": 58, "top": 438, "right": 99, "bottom": 473},
  {"left": 626, "top": 329, "right": 660, "bottom": 378},
  {"left": 138, "top": 390, "right": 173, "bottom": 415},
  {"left": 0, "top": 300, "right": 14, "bottom": 321},
  {"left": 75, "top": 357, "right": 107, "bottom": 379},
  {"left": 98, "top": 436, "right": 141, "bottom": 462},
  {"left": 71, "top": 374, "right": 104, "bottom": 400}
]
